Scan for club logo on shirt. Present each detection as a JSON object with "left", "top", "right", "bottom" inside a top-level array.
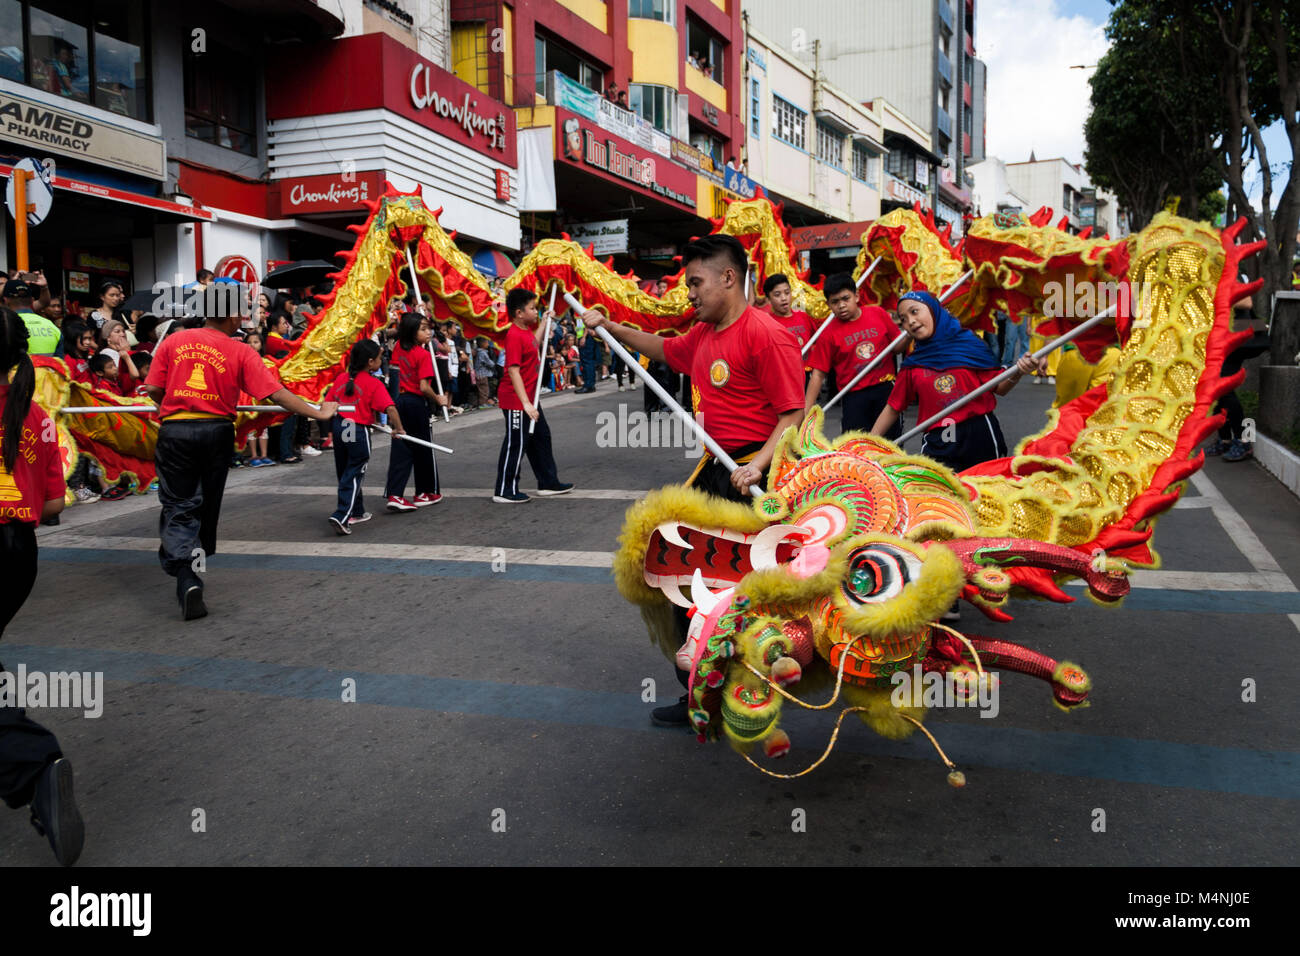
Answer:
[
  {"left": 855, "top": 341, "right": 875, "bottom": 360},
  {"left": 933, "top": 373, "right": 956, "bottom": 394},
  {"left": 709, "top": 359, "right": 731, "bottom": 387}
]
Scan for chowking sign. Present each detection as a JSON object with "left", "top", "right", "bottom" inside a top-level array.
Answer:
[
  {"left": 409, "top": 63, "right": 508, "bottom": 153},
  {"left": 275, "top": 170, "right": 384, "bottom": 216},
  {"left": 0, "top": 88, "right": 165, "bottom": 180}
]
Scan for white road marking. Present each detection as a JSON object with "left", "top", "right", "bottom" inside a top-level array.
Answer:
[
  {"left": 222, "top": 486, "right": 648, "bottom": 501},
  {"left": 44, "top": 535, "right": 614, "bottom": 569},
  {"left": 1189, "top": 471, "right": 1292, "bottom": 578},
  {"left": 1065, "top": 570, "right": 1295, "bottom": 592}
]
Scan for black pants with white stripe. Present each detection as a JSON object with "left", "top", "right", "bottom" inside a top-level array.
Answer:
[
  {"left": 494, "top": 408, "right": 560, "bottom": 497},
  {"left": 331, "top": 416, "right": 370, "bottom": 522},
  {"left": 385, "top": 393, "right": 439, "bottom": 498}
]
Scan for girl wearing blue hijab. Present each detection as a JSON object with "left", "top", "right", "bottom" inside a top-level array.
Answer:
[{"left": 870, "top": 290, "right": 1043, "bottom": 471}]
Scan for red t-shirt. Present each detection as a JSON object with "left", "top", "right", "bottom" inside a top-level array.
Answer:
[
  {"left": 326, "top": 370, "right": 392, "bottom": 425},
  {"left": 662, "top": 306, "right": 805, "bottom": 452},
  {"left": 887, "top": 365, "right": 1001, "bottom": 426},
  {"left": 392, "top": 343, "right": 434, "bottom": 395},
  {"left": 809, "top": 306, "right": 899, "bottom": 392},
  {"left": 67, "top": 356, "right": 90, "bottom": 383},
  {"left": 498, "top": 323, "right": 541, "bottom": 411},
  {"left": 0, "top": 385, "right": 66, "bottom": 525},
  {"left": 145, "top": 327, "right": 282, "bottom": 420},
  {"left": 771, "top": 309, "right": 816, "bottom": 350},
  {"left": 265, "top": 333, "right": 293, "bottom": 359}
]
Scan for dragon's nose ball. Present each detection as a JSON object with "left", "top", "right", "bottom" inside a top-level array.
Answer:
[
  {"left": 764, "top": 730, "right": 791, "bottom": 759},
  {"left": 948, "top": 771, "right": 967, "bottom": 788},
  {"left": 771, "top": 656, "right": 803, "bottom": 687}
]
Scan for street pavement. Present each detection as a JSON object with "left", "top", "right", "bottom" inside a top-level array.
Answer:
[{"left": 3, "top": 374, "right": 1298, "bottom": 866}]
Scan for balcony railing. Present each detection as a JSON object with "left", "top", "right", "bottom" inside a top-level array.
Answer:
[
  {"left": 937, "top": 52, "right": 953, "bottom": 87},
  {"left": 936, "top": 108, "right": 952, "bottom": 139}
]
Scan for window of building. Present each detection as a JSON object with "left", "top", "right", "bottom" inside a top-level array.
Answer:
[
  {"left": 91, "top": 0, "right": 148, "bottom": 119},
  {"left": 852, "top": 142, "right": 877, "bottom": 184},
  {"left": 1062, "top": 186, "right": 1072, "bottom": 212},
  {"left": 452, "top": 22, "right": 491, "bottom": 94},
  {"left": 0, "top": 1, "right": 152, "bottom": 120},
  {"left": 184, "top": 41, "right": 257, "bottom": 155},
  {"left": 536, "top": 33, "right": 603, "bottom": 94},
  {"left": 27, "top": 1, "right": 89, "bottom": 104},
  {"left": 963, "top": 55, "right": 973, "bottom": 86},
  {"left": 962, "top": 108, "right": 972, "bottom": 135},
  {"left": 686, "top": 17, "right": 723, "bottom": 81},
  {"left": 629, "top": 83, "right": 675, "bottom": 136},
  {"left": 815, "top": 122, "right": 843, "bottom": 169},
  {"left": 749, "top": 76, "right": 760, "bottom": 137},
  {"left": 886, "top": 148, "right": 909, "bottom": 180},
  {"left": 771, "top": 95, "right": 806, "bottom": 150},
  {"left": 629, "top": 0, "right": 673, "bottom": 24},
  {"left": 691, "top": 128, "right": 722, "bottom": 168}
]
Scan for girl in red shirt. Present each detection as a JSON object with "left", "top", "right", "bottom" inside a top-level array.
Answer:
[
  {"left": 0, "top": 307, "right": 84, "bottom": 866},
  {"left": 383, "top": 312, "right": 448, "bottom": 511},
  {"left": 60, "top": 321, "right": 95, "bottom": 383},
  {"left": 324, "top": 339, "right": 402, "bottom": 535},
  {"left": 871, "top": 290, "right": 1042, "bottom": 471}
]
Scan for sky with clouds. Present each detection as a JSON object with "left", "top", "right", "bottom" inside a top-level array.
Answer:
[{"left": 978, "top": 0, "right": 1288, "bottom": 209}]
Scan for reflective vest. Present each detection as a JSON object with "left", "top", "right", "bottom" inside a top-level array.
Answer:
[{"left": 19, "top": 311, "right": 60, "bottom": 356}]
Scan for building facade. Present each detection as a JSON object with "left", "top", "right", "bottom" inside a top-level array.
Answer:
[
  {"left": 1002, "top": 155, "right": 1127, "bottom": 237},
  {"left": 741, "top": 0, "right": 985, "bottom": 235}
]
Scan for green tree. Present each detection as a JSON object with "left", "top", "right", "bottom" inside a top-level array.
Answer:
[{"left": 1084, "top": 0, "right": 1223, "bottom": 230}]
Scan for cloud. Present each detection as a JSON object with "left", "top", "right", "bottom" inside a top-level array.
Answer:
[{"left": 979, "top": 0, "right": 1110, "bottom": 166}]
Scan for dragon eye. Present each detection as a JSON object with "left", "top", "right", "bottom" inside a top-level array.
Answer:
[{"left": 842, "top": 544, "right": 923, "bottom": 604}]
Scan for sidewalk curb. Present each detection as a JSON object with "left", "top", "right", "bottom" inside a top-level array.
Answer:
[{"left": 1255, "top": 433, "right": 1300, "bottom": 500}]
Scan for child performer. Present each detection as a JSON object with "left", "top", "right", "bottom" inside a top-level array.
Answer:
[
  {"left": 383, "top": 313, "right": 448, "bottom": 512},
  {"left": 871, "top": 291, "right": 1042, "bottom": 622},
  {"left": 0, "top": 308, "right": 84, "bottom": 866},
  {"left": 871, "top": 290, "right": 1042, "bottom": 469},
  {"left": 144, "top": 292, "right": 336, "bottom": 619},
  {"left": 325, "top": 340, "right": 402, "bottom": 535},
  {"left": 492, "top": 288, "right": 574, "bottom": 503}
]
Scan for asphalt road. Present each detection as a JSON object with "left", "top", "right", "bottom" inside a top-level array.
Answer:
[{"left": 3, "top": 374, "right": 1298, "bottom": 866}]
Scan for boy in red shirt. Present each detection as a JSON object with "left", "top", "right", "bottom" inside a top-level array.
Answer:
[
  {"left": 492, "top": 288, "right": 573, "bottom": 503},
  {"left": 762, "top": 273, "right": 815, "bottom": 351},
  {"left": 805, "top": 272, "right": 901, "bottom": 435},
  {"left": 144, "top": 289, "right": 337, "bottom": 619},
  {"left": 324, "top": 339, "right": 402, "bottom": 535}
]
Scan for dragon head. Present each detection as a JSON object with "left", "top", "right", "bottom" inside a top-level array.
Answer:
[{"left": 614, "top": 408, "right": 1123, "bottom": 755}]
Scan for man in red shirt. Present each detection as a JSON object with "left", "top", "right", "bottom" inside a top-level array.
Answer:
[
  {"left": 762, "top": 273, "right": 815, "bottom": 352},
  {"left": 144, "top": 288, "right": 337, "bottom": 620},
  {"left": 492, "top": 288, "right": 574, "bottom": 503},
  {"left": 583, "top": 234, "right": 805, "bottom": 725},
  {"left": 804, "top": 272, "right": 902, "bottom": 436}
]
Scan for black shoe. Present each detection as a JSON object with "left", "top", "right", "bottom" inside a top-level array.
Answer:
[
  {"left": 41, "top": 514, "right": 60, "bottom": 526},
  {"left": 651, "top": 695, "right": 690, "bottom": 727},
  {"left": 178, "top": 573, "right": 207, "bottom": 621},
  {"left": 30, "top": 758, "right": 84, "bottom": 866}
]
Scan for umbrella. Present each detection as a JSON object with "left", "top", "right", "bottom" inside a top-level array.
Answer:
[
  {"left": 122, "top": 290, "right": 157, "bottom": 312},
  {"left": 472, "top": 248, "right": 515, "bottom": 279},
  {"left": 262, "top": 260, "right": 338, "bottom": 288}
]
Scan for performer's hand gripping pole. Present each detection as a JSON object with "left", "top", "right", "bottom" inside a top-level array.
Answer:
[
  {"left": 802, "top": 255, "right": 882, "bottom": 358},
  {"left": 895, "top": 304, "right": 1118, "bottom": 445},
  {"left": 824, "top": 268, "right": 974, "bottom": 412},
  {"left": 529, "top": 283, "right": 559, "bottom": 435},
  {"left": 405, "top": 242, "right": 450, "bottom": 422},
  {"left": 562, "top": 292, "right": 763, "bottom": 498}
]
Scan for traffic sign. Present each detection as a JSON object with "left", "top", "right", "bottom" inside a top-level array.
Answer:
[{"left": 6, "top": 156, "right": 54, "bottom": 225}]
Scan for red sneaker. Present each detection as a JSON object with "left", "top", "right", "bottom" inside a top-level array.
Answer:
[
  {"left": 413, "top": 493, "right": 443, "bottom": 507},
  {"left": 385, "top": 496, "right": 417, "bottom": 513}
]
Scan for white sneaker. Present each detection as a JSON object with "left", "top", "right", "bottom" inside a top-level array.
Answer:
[
  {"left": 300, "top": 445, "right": 322, "bottom": 457},
  {"left": 74, "top": 487, "right": 100, "bottom": 503}
]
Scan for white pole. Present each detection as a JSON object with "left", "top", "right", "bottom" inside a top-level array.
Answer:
[
  {"left": 823, "top": 268, "right": 975, "bottom": 411},
  {"left": 371, "top": 422, "right": 453, "bottom": 454},
  {"left": 406, "top": 242, "right": 449, "bottom": 422},
  {"left": 529, "top": 283, "right": 558, "bottom": 435},
  {"left": 895, "top": 305, "right": 1118, "bottom": 445},
  {"left": 802, "top": 256, "right": 882, "bottom": 358},
  {"left": 563, "top": 292, "right": 762, "bottom": 498}
]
